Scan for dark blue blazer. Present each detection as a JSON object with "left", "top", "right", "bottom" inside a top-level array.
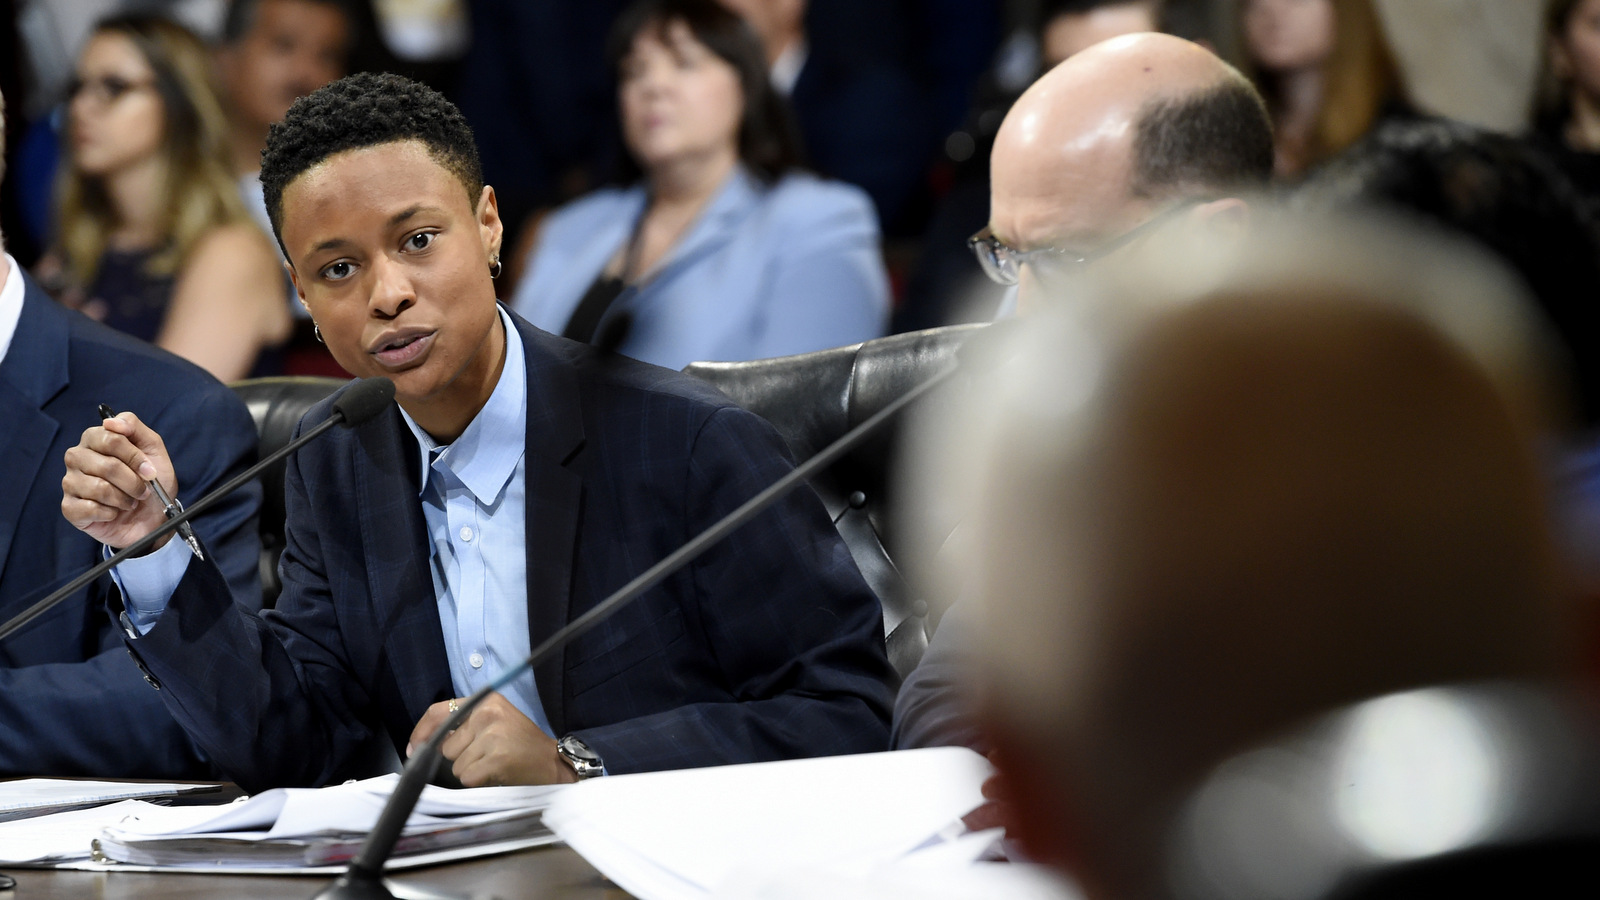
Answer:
[
  {"left": 126, "top": 313, "right": 895, "bottom": 792},
  {"left": 0, "top": 273, "right": 261, "bottom": 777}
]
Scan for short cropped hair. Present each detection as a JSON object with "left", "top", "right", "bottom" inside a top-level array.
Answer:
[
  {"left": 1130, "top": 73, "right": 1274, "bottom": 201},
  {"left": 260, "top": 72, "right": 483, "bottom": 253}
]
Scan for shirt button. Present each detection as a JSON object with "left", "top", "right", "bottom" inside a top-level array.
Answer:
[
  {"left": 459, "top": 526, "right": 474, "bottom": 542},
  {"left": 469, "top": 653, "right": 484, "bottom": 669}
]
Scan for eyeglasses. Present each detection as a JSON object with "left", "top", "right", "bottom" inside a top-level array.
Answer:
[
  {"left": 967, "top": 201, "right": 1200, "bottom": 286},
  {"left": 67, "top": 74, "right": 156, "bottom": 106}
]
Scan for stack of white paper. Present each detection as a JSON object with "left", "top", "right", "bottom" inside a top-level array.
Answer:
[
  {"left": 96, "top": 775, "right": 565, "bottom": 868},
  {"left": 0, "top": 799, "right": 160, "bottom": 865},
  {"left": 0, "top": 779, "right": 220, "bottom": 822},
  {"left": 0, "top": 774, "right": 566, "bottom": 873},
  {"left": 543, "top": 747, "right": 1076, "bottom": 900}
]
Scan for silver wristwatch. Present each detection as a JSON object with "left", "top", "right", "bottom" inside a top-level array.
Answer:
[{"left": 556, "top": 734, "right": 606, "bottom": 779}]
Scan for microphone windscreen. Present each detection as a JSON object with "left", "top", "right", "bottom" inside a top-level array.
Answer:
[{"left": 332, "top": 377, "right": 396, "bottom": 426}]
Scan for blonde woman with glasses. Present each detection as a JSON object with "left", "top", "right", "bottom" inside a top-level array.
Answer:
[{"left": 49, "top": 13, "right": 289, "bottom": 381}]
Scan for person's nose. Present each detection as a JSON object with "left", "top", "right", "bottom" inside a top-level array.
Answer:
[
  {"left": 635, "top": 57, "right": 674, "bottom": 98},
  {"left": 68, "top": 90, "right": 97, "bottom": 122},
  {"left": 368, "top": 254, "right": 416, "bottom": 320}
]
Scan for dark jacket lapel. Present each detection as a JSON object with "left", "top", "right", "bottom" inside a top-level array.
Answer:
[
  {"left": 0, "top": 281, "right": 70, "bottom": 595},
  {"left": 350, "top": 404, "right": 453, "bottom": 724},
  {"left": 514, "top": 315, "right": 585, "bottom": 736}
]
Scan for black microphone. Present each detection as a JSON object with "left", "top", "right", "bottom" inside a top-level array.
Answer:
[
  {"left": 0, "top": 377, "right": 396, "bottom": 644},
  {"left": 313, "top": 358, "right": 967, "bottom": 900}
]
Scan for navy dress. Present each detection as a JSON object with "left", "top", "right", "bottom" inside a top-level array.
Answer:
[
  {"left": 87, "top": 248, "right": 170, "bottom": 345},
  {"left": 84, "top": 248, "right": 282, "bottom": 377}
]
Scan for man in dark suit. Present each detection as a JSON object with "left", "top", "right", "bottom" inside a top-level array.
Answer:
[
  {"left": 62, "top": 73, "right": 895, "bottom": 793},
  {"left": 0, "top": 88, "right": 263, "bottom": 778}
]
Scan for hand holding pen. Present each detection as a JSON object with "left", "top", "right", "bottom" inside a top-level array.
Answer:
[{"left": 60, "top": 405, "right": 205, "bottom": 560}]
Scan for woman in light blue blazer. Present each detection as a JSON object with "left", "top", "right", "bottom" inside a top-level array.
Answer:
[{"left": 511, "top": 0, "right": 890, "bottom": 371}]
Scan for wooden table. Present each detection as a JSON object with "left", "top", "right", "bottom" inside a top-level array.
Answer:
[{"left": 4, "top": 843, "right": 630, "bottom": 899}]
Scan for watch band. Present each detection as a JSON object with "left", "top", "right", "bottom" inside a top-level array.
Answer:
[{"left": 557, "top": 734, "right": 606, "bottom": 779}]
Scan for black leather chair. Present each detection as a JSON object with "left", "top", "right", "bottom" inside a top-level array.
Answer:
[
  {"left": 684, "top": 324, "right": 987, "bottom": 679},
  {"left": 232, "top": 323, "right": 983, "bottom": 676},
  {"left": 231, "top": 376, "right": 351, "bottom": 604}
]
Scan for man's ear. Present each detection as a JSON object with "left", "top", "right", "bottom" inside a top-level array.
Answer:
[{"left": 1189, "top": 197, "right": 1250, "bottom": 238}]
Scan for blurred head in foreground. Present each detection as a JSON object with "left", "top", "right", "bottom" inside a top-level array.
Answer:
[{"left": 928, "top": 213, "right": 1578, "bottom": 900}]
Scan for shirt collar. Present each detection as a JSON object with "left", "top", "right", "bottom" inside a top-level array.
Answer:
[
  {"left": 398, "top": 306, "right": 527, "bottom": 504},
  {"left": 0, "top": 253, "right": 27, "bottom": 366}
]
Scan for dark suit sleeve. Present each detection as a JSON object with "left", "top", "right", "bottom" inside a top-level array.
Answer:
[
  {"left": 570, "top": 406, "right": 895, "bottom": 772},
  {"left": 0, "top": 382, "right": 262, "bottom": 778},
  {"left": 0, "top": 650, "right": 215, "bottom": 777},
  {"left": 120, "top": 417, "right": 379, "bottom": 793}
]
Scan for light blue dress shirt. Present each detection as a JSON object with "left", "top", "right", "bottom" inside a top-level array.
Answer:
[
  {"left": 395, "top": 309, "right": 551, "bottom": 736},
  {"left": 511, "top": 166, "right": 890, "bottom": 371},
  {"left": 115, "top": 310, "right": 553, "bottom": 736}
]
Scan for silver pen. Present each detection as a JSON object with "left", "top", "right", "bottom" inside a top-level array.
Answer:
[{"left": 98, "top": 404, "right": 204, "bottom": 560}]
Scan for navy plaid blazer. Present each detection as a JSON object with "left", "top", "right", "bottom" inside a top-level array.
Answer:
[{"left": 125, "top": 312, "right": 895, "bottom": 791}]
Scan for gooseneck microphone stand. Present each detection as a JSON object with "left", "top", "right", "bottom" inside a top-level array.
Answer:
[{"left": 314, "top": 362, "right": 964, "bottom": 900}]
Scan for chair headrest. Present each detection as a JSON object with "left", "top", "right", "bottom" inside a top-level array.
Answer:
[
  {"left": 683, "top": 324, "right": 988, "bottom": 512},
  {"left": 231, "top": 376, "right": 351, "bottom": 541}
]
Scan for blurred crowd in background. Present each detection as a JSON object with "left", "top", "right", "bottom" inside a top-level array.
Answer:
[{"left": 0, "top": 0, "right": 1594, "bottom": 387}]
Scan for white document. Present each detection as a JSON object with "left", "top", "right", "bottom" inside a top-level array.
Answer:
[
  {"left": 0, "top": 799, "right": 161, "bottom": 864},
  {"left": 99, "top": 774, "right": 563, "bottom": 840},
  {"left": 0, "top": 774, "right": 566, "bottom": 872},
  {"left": 0, "top": 779, "right": 220, "bottom": 822},
  {"left": 44, "top": 836, "right": 561, "bottom": 875},
  {"left": 542, "top": 746, "right": 997, "bottom": 900}
]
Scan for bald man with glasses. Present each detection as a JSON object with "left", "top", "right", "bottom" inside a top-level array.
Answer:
[
  {"left": 894, "top": 33, "right": 1275, "bottom": 753},
  {"left": 971, "top": 32, "right": 1273, "bottom": 316}
]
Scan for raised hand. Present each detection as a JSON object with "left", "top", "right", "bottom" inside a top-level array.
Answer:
[{"left": 61, "top": 411, "right": 179, "bottom": 551}]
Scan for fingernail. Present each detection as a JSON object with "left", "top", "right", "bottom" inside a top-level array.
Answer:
[
  {"left": 137, "top": 461, "right": 157, "bottom": 479},
  {"left": 405, "top": 743, "right": 413, "bottom": 758}
]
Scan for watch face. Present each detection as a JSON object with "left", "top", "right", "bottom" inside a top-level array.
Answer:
[
  {"left": 559, "top": 736, "right": 604, "bottom": 777},
  {"left": 560, "top": 736, "right": 598, "bottom": 761}
]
